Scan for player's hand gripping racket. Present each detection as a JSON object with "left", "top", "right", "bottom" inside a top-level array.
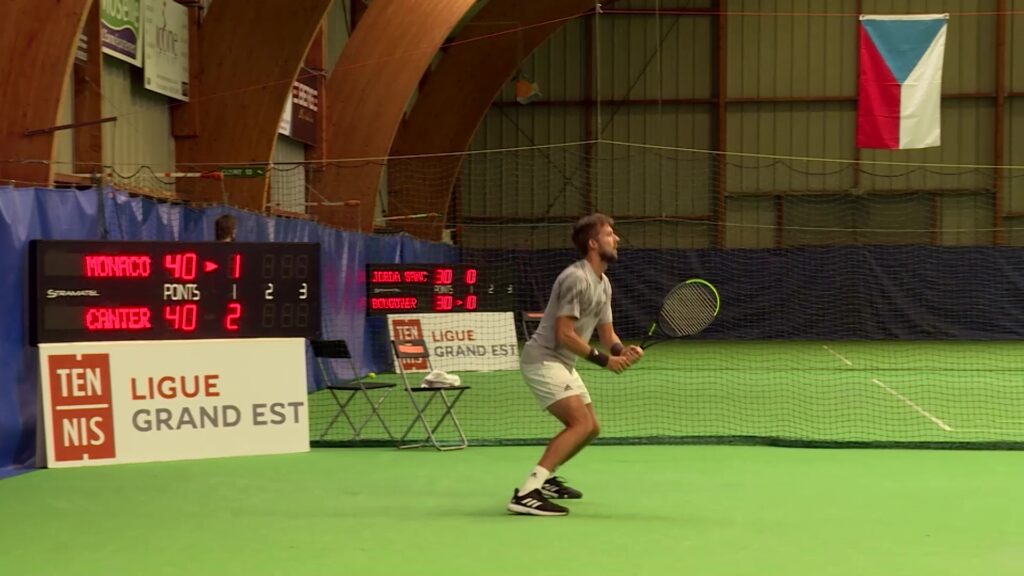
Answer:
[{"left": 640, "top": 278, "right": 720, "bottom": 350}]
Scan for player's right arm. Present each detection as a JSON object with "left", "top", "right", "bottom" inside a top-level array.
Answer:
[{"left": 555, "top": 316, "right": 630, "bottom": 373}]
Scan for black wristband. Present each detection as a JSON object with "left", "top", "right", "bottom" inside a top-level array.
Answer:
[
  {"left": 610, "top": 342, "right": 625, "bottom": 356},
  {"left": 586, "top": 347, "right": 610, "bottom": 367}
]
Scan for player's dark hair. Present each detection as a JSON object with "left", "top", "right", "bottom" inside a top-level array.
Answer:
[
  {"left": 215, "top": 215, "right": 236, "bottom": 242},
  {"left": 572, "top": 213, "right": 614, "bottom": 256}
]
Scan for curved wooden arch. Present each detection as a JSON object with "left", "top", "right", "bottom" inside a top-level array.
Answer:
[
  {"left": 175, "top": 0, "right": 331, "bottom": 209},
  {"left": 387, "top": 0, "right": 596, "bottom": 240},
  {"left": 0, "top": 0, "right": 91, "bottom": 186},
  {"left": 316, "top": 0, "right": 476, "bottom": 231}
]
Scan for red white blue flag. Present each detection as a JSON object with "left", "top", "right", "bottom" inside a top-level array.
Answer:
[{"left": 856, "top": 14, "right": 948, "bottom": 150}]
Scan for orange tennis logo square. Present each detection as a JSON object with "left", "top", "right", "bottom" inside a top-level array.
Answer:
[
  {"left": 391, "top": 320, "right": 428, "bottom": 370},
  {"left": 47, "top": 354, "right": 116, "bottom": 462}
]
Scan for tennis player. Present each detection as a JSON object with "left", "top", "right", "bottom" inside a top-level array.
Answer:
[{"left": 507, "top": 213, "right": 643, "bottom": 516}]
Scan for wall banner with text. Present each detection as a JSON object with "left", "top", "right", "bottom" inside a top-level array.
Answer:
[
  {"left": 37, "top": 338, "right": 309, "bottom": 468},
  {"left": 101, "top": 0, "right": 142, "bottom": 66},
  {"left": 143, "top": 0, "right": 189, "bottom": 100},
  {"left": 387, "top": 312, "right": 519, "bottom": 372}
]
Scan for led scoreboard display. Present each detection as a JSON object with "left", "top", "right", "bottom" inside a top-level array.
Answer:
[
  {"left": 366, "top": 264, "right": 514, "bottom": 315},
  {"left": 29, "top": 240, "right": 320, "bottom": 343}
]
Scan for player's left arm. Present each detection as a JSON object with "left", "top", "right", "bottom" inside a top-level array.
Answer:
[{"left": 596, "top": 322, "right": 643, "bottom": 363}]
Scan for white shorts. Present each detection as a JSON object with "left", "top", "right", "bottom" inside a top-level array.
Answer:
[{"left": 521, "top": 361, "right": 591, "bottom": 410}]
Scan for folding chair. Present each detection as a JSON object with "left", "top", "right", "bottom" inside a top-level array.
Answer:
[
  {"left": 391, "top": 338, "right": 471, "bottom": 451},
  {"left": 520, "top": 310, "right": 544, "bottom": 340},
  {"left": 311, "top": 339, "right": 396, "bottom": 442}
]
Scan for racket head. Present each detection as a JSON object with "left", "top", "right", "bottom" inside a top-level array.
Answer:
[{"left": 655, "top": 278, "right": 720, "bottom": 338}]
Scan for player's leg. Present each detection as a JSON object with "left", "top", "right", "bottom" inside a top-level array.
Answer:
[
  {"left": 537, "top": 394, "right": 595, "bottom": 472},
  {"left": 525, "top": 363, "right": 595, "bottom": 473},
  {"left": 508, "top": 395, "right": 590, "bottom": 515},
  {"left": 553, "top": 402, "right": 601, "bottom": 467},
  {"left": 539, "top": 399, "right": 598, "bottom": 500},
  {"left": 508, "top": 362, "right": 589, "bottom": 516}
]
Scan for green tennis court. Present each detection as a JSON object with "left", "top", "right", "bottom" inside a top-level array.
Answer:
[
  {"left": 5, "top": 445, "right": 1024, "bottom": 576},
  {"left": 311, "top": 340, "right": 1024, "bottom": 448},
  {"left": 6, "top": 339, "right": 1024, "bottom": 575}
]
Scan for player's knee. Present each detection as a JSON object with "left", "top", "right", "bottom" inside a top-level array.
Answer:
[
  {"left": 565, "top": 414, "right": 590, "bottom": 431},
  {"left": 563, "top": 410, "right": 592, "bottom": 432},
  {"left": 589, "top": 420, "right": 601, "bottom": 439}
]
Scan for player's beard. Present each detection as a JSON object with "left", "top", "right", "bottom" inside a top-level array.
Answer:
[{"left": 598, "top": 246, "right": 618, "bottom": 263}]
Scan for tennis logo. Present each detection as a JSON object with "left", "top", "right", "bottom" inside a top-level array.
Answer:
[
  {"left": 391, "top": 319, "right": 428, "bottom": 370},
  {"left": 46, "top": 354, "right": 117, "bottom": 462}
]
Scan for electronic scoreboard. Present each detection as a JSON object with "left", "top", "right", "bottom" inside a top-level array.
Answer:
[
  {"left": 365, "top": 263, "right": 514, "bottom": 315},
  {"left": 29, "top": 240, "right": 320, "bottom": 343}
]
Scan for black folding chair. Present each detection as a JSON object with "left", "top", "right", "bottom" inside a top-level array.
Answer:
[
  {"left": 311, "top": 339, "right": 396, "bottom": 442},
  {"left": 391, "top": 338, "right": 471, "bottom": 451}
]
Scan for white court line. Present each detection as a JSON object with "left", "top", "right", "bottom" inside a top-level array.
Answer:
[
  {"left": 822, "top": 344, "right": 954, "bottom": 432},
  {"left": 822, "top": 345, "right": 853, "bottom": 366},
  {"left": 872, "top": 378, "right": 954, "bottom": 432},
  {"left": 952, "top": 429, "right": 1024, "bottom": 434}
]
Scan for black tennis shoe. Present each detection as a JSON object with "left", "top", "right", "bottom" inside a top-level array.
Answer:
[
  {"left": 541, "top": 476, "right": 583, "bottom": 499},
  {"left": 507, "top": 488, "right": 569, "bottom": 516}
]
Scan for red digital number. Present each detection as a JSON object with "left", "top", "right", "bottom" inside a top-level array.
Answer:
[
  {"left": 230, "top": 254, "right": 242, "bottom": 279},
  {"left": 433, "top": 295, "right": 454, "bottom": 312},
  {"left": 163, "top": 252, "right": 198, "bottom": 281},
  {"left": 433, "top": 267, "right": 454, "bottom": 285},
  {"left": 164, "top": 304, "right": 198, "bottom": 331},
  {"left": 464, "top": 268, "right": 478, "bottom": 285},
  {"left": 465, "top": 294, "right": 478, "bottom": 311},
  {"left": 225, "top": 302, "right": 242, "bottom": 331}
]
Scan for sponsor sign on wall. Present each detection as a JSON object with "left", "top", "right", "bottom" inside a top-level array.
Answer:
[
  {"left": 387, "top": 312, "right": 519, "bottom": 372},
  {"left": 101, "top": 0, "right": 142, "bottom": 66},
  {"left": 278, "top": 73, "right": 320, "bottom": 145},
  {"left": 143, "top": 0, "right": 189, "bottom": 100},
  {"left": 38, "top": 338, "right": 309, "bottom": 468}
]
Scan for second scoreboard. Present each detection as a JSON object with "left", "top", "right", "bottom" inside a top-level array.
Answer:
[{"left": 366, "top": 263, "right": 514, "bottom": 315}]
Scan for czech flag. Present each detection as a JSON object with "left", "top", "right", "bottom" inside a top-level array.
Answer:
[{"left": 856, "top": 14, "right": 948, "bottom": 150}]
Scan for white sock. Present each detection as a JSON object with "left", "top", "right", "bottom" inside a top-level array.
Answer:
[{"left": 518, "top": 465, "right": 550, "bottom": 495}]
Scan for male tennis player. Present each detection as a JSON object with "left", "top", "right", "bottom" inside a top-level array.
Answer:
[{"left": 507, "top": 213, "right": 643, "bottom": 516}]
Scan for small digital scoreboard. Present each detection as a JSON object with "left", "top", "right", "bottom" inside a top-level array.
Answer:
[
  {"left": 365, "top": 263, "right": 514, "bottom": 315},
  {"left": 29, "top": 240, "right": 320, "bottom": 343}
]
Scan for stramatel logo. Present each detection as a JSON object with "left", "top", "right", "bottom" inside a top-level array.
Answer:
[
  {"left": 46, "top": 289, "right": 100, "bottom": 299},
  {"left": 47, "top": 354, "right": 116, "bottom": 462}
]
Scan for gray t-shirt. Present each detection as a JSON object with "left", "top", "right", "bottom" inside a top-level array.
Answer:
[{"left": 521, "top": 260, "right": 613, "bottom": 369}]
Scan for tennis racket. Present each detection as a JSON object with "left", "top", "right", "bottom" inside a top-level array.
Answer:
[{"left": 639, "top": 278, "right": 720, "bottom": 350}]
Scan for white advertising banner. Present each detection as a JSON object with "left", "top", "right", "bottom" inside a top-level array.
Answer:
[
  {"left": 143, "top": 0, "right": 189, "bottom": 100},
  {"left": 387, "top": 312, "right": 519, "bottom": 372},
  {"left": 38, "top": 338, "right": 309, "bottom": 468}
]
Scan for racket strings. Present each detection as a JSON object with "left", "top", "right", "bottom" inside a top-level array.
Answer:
[{"left": 659, "top": 286, "right": 717, "bottom": 337}]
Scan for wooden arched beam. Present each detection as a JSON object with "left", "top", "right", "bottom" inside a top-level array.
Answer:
[
  {"left": 316, "top": 0, "right": 476, "bottom": 231},
  {"left": 175, "top": 0, "right": 332, "bottom": 209},
  {"left": 387, "top": 0, "right": 597, "bottom": 240},
  {"left": 0, "top": 0, "right": 91, "bottom": 186}
]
